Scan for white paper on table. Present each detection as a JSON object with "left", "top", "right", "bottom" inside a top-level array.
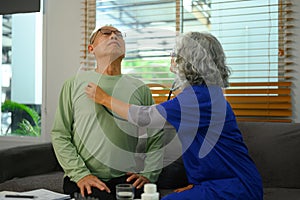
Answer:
[{"left": 0, "top": 189, "right": 70, "bottom": 200}]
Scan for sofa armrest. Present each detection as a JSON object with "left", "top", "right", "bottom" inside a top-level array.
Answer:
[{"left": 0, "top": 143, "right": 62, "bottom": 183}]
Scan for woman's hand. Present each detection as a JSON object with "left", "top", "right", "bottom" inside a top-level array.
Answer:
[
  {"left": 85, "top": 82, "right": 130, "bottom": 120},
  {"left": 85, "top": 82, "right": 108, "bottom": 105},
  {"left": 174, "top": 184, "right": 194, "bottom": 193}
]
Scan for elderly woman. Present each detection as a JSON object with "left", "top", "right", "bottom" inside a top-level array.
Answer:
[{"left": 85, "top": 32, "right": 263, "bottom": 200}]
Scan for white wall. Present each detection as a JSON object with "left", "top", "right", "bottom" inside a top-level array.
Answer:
[{"left": 42, "top": 0, "right": 82, "bottom": 140}]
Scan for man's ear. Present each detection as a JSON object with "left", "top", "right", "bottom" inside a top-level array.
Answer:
[{"left": 88, "top": 44, "right": 94, "bottom": 53}]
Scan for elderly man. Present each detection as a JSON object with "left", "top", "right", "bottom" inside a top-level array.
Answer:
[{"left": 51, "top": 25, "right": 164, "bottom": 200}]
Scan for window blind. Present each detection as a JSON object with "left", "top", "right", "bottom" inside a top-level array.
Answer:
[
  {"left": 80, "top": 0, "right": 96, "bottom": 70},
  {"left": 81, "top": 0, "right": 294, "bottom": 122}
]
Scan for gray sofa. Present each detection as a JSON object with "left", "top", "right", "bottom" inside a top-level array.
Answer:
[
  {"left": 0, "top": 143, "right": 64, "bottom": 193},
  {"left": 0, "top": 122, "right": 300, "bottom": 200}
]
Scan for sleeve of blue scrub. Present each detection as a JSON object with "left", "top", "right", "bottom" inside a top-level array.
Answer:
[{"left": 128, "top": 105, "right": 167, "bottom": 129}]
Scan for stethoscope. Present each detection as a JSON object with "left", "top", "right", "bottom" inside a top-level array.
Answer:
[
  {"left": 104, "top": 81, "right": 179, "bottom": 121},
  {"left": 167, "top": 81, "right": 180, "bottom": 100}
]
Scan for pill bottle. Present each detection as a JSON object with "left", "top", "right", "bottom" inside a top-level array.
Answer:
[{"left": 141, "top": 183, "right": 159, "bottom": 200}]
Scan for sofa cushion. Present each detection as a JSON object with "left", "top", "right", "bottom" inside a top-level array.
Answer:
[
  {"left": 0, "top": 171, "right": 64, "bottom": 193},
  {"left": 238, "top": 122, "right": 300, "bottom": 188},
  {"left": 159, "top": 187, "right": 300, "bottom": 200},
  {"left": 263, "top": 188, "right": 300, "bottom": 200},
  {"left": 159, "top": 189, "right": 174, "bottom": 198}
]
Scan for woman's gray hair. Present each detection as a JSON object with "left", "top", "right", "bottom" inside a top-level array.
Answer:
[{"left": 174, "top": 32, "right": 231, "bottom": 88}]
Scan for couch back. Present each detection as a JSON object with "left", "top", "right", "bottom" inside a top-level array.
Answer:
[{"left": 238, "top": 122, "right": 300, "bottom": 188}]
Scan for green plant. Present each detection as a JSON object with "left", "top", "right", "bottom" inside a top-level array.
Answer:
[{"left": 1, "top": 100, "right": 41, "bottom": 136}]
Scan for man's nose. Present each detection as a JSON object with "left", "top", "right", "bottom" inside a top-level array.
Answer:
[{"left": 110, "top": 32, "right": 118, "bottom": 39}]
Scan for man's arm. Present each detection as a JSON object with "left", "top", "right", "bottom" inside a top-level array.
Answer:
[
  {"left": 51, "top": 79, "right": 111, "bottom": 196},
  {"left": 138, "top": 85, "right": 164, "bottom": 184},
  {"left": 51, "top": 78, "right": 91, "bottom": 182},
  {"left": 140, "top": 128, "right": 164, "bottom": 182}
]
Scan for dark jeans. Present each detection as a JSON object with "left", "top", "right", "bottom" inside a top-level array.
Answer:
[{"left": 63, "top": 175, "right": 143, "bottom": 200}]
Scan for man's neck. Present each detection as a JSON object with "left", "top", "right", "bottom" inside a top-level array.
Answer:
[{"left": 95, "top": 57, "right": 122, "bottom": 75}]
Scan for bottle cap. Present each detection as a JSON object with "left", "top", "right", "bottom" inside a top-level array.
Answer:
[{"left": 144, "top": 183, "right": 157, "bottom": 193}]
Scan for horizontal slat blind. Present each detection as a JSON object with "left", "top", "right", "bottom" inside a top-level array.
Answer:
[
  {"left": 82, "top": 0, "right": 294, "bottom": 122},
  {"left": 214, "top": 0, "right": 292, "bottom": 122},
  {"left": 80, "top": 0, "right": 96, "bottom": 70},
  {"left": 224, "top": 81, "right": 292, "bottom": 122}
]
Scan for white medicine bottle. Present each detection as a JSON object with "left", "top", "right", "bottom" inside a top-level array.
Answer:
[{"left": 141, "top": 183, "right": 159, "bottom": 200}]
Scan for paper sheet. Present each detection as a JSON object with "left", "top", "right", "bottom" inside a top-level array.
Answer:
[{"left": 0, "top": 189, "right": 70, "bottom": 200}]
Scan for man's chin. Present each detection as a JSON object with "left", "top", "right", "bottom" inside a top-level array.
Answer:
[{"left": 110, "top": 51, "right": 125, "bottom": 61}]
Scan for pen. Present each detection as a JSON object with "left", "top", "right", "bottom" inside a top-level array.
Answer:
[{"left": 5, "top": 194, "right": 37, "bottom": 199}]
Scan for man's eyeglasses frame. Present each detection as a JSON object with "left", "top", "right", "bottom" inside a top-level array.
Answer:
[{"left": 90, "top": 28, "right": 125, "bottom": 44}]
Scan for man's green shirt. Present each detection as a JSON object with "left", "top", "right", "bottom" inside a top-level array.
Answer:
[{"left": 51, "top": 71, "right": 163, "bottom": 183}]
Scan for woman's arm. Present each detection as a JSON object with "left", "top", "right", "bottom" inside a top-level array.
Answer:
[
  {"left": 85, "top": 82, "right": 166, "bottom": 128},
  {"left": 85, "top": 82, "right": 130, "bottom": 120}
]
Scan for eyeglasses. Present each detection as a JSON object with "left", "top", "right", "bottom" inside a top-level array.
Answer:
[
  {"left": 170, "top": 50, "right": 176, "bottom": 58},
  {"left": 90, "top": 28, "right": 124, "bottom": 44}
]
